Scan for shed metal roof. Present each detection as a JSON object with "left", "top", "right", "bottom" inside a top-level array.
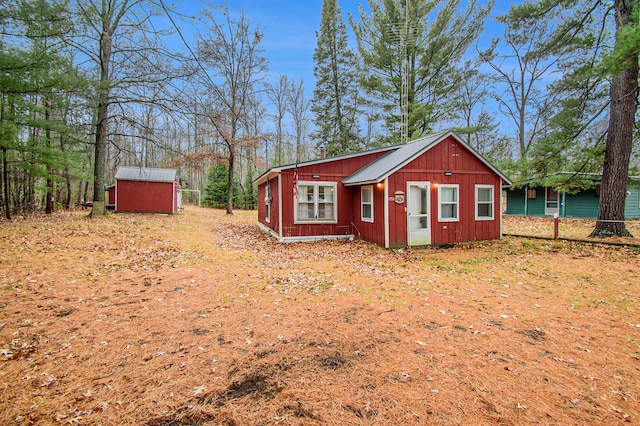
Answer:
[
  {"left": 342, "top": 131, "right": 511, "bottom": 186},
  {"left": 115, "top": 166, "right": 176, "bottom": 183}
]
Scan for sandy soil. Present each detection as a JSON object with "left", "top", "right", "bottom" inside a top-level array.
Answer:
[{"left": 1, "top": 208, "right": 638, "bottom": 425}]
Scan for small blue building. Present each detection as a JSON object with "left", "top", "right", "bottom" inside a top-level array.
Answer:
[{"left": 505, "top": 173, "right": 640, "bottom": 219}]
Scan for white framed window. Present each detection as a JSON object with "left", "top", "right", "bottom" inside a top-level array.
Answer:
[
  {"left": 475, "top": 184, "right": 494, "bottom": 220},
  {"left": 265, "top": 183, "right": 271, "bottom": 223},
  {"left": 438, "top": 184, "right": 459, "bottom": 222},
  {"left": 361, "top": 185, "right": 373, "bottom": 222},
  {"left": 294, "top": 181, "right": 337, "bottom": 223}
]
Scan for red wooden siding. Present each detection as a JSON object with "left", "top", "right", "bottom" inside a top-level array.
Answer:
[
  {"left": 350, "top": 183, "right": 386, "bottom": 247},
  {"left": 257, "top": 178, "right": 280, "bottom": 235},
  {"left": 386, "top": 136, "right": 502, "bottom": 246},
  {"left": 116, "top": 180, "right": 177, "bottom": 214},
  {"left": 257, "top": 134, "right": 507, "bottom": 247},
  {"left": 257, "top": 151, "right": 388, "bottom": 239},
  {"left": 107, "top": 187, "right": 115, "bottom": 205}
]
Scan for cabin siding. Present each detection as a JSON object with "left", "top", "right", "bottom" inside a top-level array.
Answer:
[
  {"left": 350, "top": 184, "right": 386, "bottom": 247},
  {"left": 506, "top": 185, "right": 640, "bottom": 219},
  {"left": 564, "top": 190, "right": 600, "bottom": 217},
  {"left": 384, "top": 136, "right": 503, "bottom": 247},
  {"left": 256, "top": 132, "right": 510, "bottom": 247},
  {"left": 257, "top": 178, "right": 280, "bottom": 235},
  {"left": 525, "top": 187, "right": 546, "bottom": 215},
  {"left": 505, "top": 188, "right": 525, "bottom": 215},
  {"left": 625, "top": 189, "right": 640, "bottom": 219},
  {"left": 258, "top": 151, "right": 388, "bottom": 240},
  {"left": 116, "top": 180, "right": 176, "bottom": 214}
]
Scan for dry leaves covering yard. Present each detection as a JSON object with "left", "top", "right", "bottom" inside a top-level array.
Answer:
[{"left": 1, "top": 208, "right": 639, "bottom": 425}]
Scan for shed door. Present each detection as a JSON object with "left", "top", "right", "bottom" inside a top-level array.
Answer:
[
  {"left": 407, "top": 182, "right": 431, "bottom": 246},
  {"left": 545, "top": 188, "right": 559, "bottom": 216}
]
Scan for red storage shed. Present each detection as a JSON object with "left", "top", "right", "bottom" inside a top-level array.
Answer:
[
  {"left": 114, "top": 166, "right": 181, "bottom": 214},
  {"left": 254, "top": 131, "right": 512, "bottom": 248}
]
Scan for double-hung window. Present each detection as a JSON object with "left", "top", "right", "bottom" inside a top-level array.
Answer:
[
  {"left": 361, "top": 186, "right": 373, "bottom": 222},
  {"left": 438, "top": 184, "right": 459, "bottom": 222},
  {"left": 295, "top": 181, "right": 337, "bottom": 223},
  {"left": 475, "top": 185, "right": 494, "bottom": 220}
]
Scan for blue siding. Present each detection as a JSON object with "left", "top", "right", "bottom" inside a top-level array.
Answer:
[
  {"left": 564, "top": 190, "right": 600, "bottom": 218},
  {"left": 505, "top": 186, "right": 545, "bottom": 215},
  {"left": 508, "top": 187, "right": 640, "bottom": 219},
  {"left": 505, "top": 188, "right": 525, "bottom": 214},
  {"left": 625, "top": 189, "right": 640, "bottom": 219},
  {"left": 526, "top": 186, "right": 546, "bottom": 215}
]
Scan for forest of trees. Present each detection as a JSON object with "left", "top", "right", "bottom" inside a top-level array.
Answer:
[{"left": 0, "top": 0, "right": 637, "bottom": 235}]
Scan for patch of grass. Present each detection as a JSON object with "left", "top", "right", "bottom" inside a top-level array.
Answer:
[{"left": 3, "top": 283, "right": 22, "bottom": 290}]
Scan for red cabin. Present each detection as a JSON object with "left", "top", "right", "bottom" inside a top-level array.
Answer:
[
  {"left": 254, "top": 131, "right": 512, "bottom": 248},
  {"left": 114, "top": 166, "right": 181, "bottom": 214}
]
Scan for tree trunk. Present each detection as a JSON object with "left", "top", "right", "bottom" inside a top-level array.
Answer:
[
  {"left": 226, "top": 148, "right": 234, "bottom": 215},
  {"left": 589, "top": 0, "right": 637, "bottom": 238},
  {"left": 2, "top": 147, "right": 10, "bottom": 220},
  {"left": 64, "top": 166, "right": 72, "bottom": 209},
  {"left": 45, "top": 98, "right": 53, "bottom": 214},
  {"left": 91, "top": 24, "right": 112, "bottom": 218}
]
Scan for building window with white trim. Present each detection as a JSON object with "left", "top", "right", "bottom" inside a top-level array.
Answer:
[
  {"left": 295, "top": 181, "right": 337, "bottom": 223},
  {"left": 475, "top": 185, "right": 494, "bottom": 220},
  {"left": 265, "top": 183, "right": 271, "bottom": 223},
  {"left": 361, "top": 185, "right": 373, "bottom": 222},
  {"left": 438, "top": 184, "right": 459, "bottom": 222}
]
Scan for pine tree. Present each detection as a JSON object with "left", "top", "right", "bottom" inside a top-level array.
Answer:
[
  {"left": 0, "top": 0, "right": 86, "bottom": 218},
  {"left": 311, "top": 0, "right": 362, "bottom": 156},
  {"left": 203, "top": 163, "right": 239, "bottom": 209},
  {"left": 350, "top": 0, "right": 492, "bottom": 141},
  {"left": 590, "top": 0, "right": 638, "bottom": 237}
]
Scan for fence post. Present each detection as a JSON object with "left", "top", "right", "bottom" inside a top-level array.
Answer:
[{"left": 553, "top": 213, "right": 559, "bottom": 239}]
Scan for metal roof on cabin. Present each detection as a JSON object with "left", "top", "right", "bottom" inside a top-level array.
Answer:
[
  {"left": 252, "top": 144, "right": 398, "bottom": 185},
  {"left": 115, "top": 166, "right": 176, "bottom": 183},
  {"left": 253, "top": 130, "right": 512, "bottom": 187},
  {"left": 342, "top": 132, "right": 447, "bottom": 185},
  {"left": 342, "top": 131, "right": 511, "bottom": 186}
]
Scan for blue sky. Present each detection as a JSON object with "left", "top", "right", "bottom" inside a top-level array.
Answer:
[
  {"left": 175, "top": 0, "right": 512, "bottom": 85},
  {"left": 173, "top": 0, "right": 358, "bottom": 87},
  {"left": 170, "top": 0, "right": 514, "bottom": 133}
]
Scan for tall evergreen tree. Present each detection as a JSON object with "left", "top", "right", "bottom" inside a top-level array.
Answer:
[
  {"left": 311, "top": 0, "right": 362, "bottom": 156},
  {"left": 591, "top": 0, "right": 638, "bottom": 237},
  {"left": 0, "top": 0, "right": 85, "bottom": 218},
  {"left": 350, "top": 0, "right": 492, "bottom": 141}
]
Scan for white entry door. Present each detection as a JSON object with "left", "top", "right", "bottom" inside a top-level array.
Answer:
[
  {"left": 407, "top": 182, "right": 431, "bottom": 246},
  {"left": 545, "top": 188, "right": 560, "bottom": 216}
]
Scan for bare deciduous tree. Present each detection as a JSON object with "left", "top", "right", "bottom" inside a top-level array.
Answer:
[{"left": 197, "top": 6, "right": 268, "bottom": 214}]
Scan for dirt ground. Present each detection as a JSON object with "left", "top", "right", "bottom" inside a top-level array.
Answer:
[{"left": 1, "top": 207, "right": 639, "bottom": 425}]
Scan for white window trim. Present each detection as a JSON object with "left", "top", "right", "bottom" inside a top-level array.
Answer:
[
  {"left": 265, "top": 183, "right": 271, "bottom": 223},
  {"left": 475, "top": 184, "right": 494, "bottom": 221},
  {"left": 438, "top": 184, "right": 459, "bottom": 222},
  {"left": 361, "top": 185, "right": 374, "bottom": 223},
  {"left": 294, "top": 181, "right": 338, "bottom": 224}
]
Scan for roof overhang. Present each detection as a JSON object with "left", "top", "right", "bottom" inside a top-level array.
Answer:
[{"left": 253, "top": 169, "right": 283, "bottom": 186}]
